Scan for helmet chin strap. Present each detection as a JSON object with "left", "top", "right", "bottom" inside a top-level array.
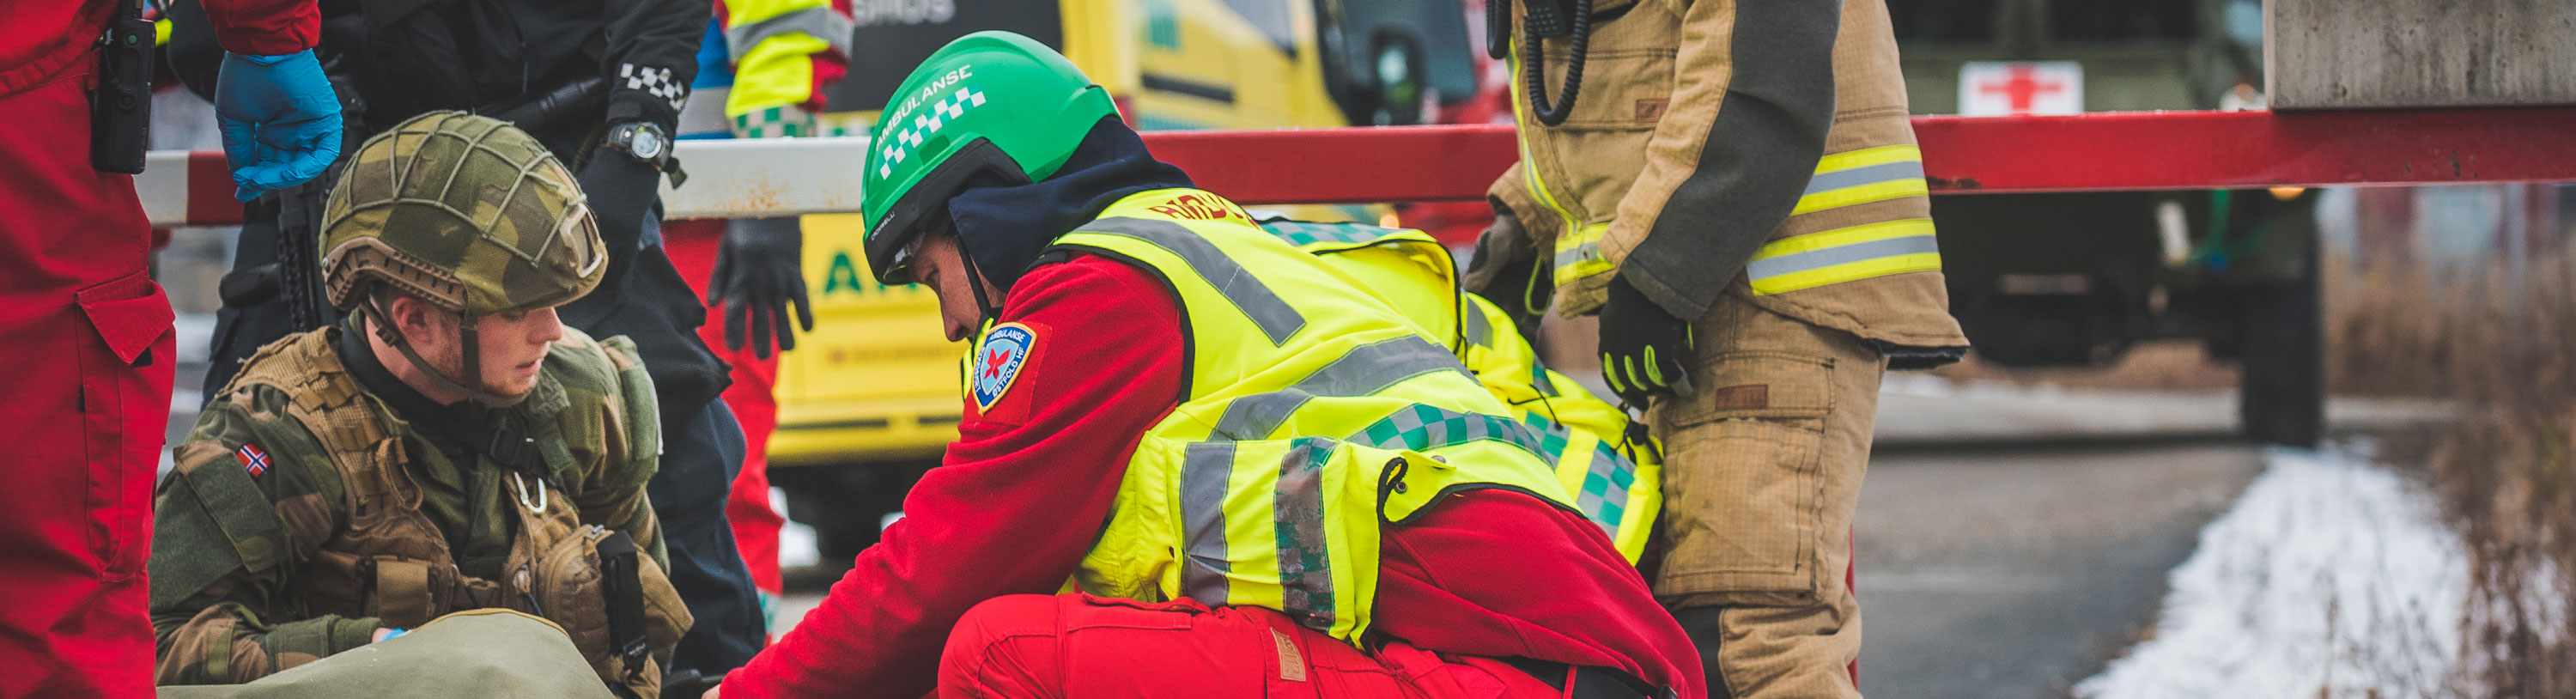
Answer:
[
  {"left": 358, "top": 297, "right": 528, "bottom": 408},
  {"left": 957, "top": 239, "right": 1003, "bottom": 325}
]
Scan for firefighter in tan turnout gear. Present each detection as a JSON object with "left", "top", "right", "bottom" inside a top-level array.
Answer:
[
  {"left": 148, "top": 112, "right": 690, "bottom": 698},
  {"left": 1469, "top": 0, "right": 1971, "bottom": 696}
]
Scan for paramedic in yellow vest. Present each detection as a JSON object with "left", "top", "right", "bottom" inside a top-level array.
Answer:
[
  {"left": 1467, "top": 1, "right": 1972, "bottom": 697},
  {"left": 714, "top": 32, "right": 1702, "bottom": 699},
  {"left": 1256, "top": 216, "right": 1668, "bottom": 565}
]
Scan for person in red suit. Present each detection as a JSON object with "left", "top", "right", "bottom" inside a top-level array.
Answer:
[
  {"left": 0, "top": 1, "right": 333, "bottom": 695},
  {"left": 710, "top": 33, "right": 1702, "bottom": 699}
]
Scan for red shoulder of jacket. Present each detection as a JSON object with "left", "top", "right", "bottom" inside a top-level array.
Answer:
[
  {"left": 961, "top": 252, "right": 1184, "bottom": 429},
  {"left": 200, "top": 0, "right": 319, "bottom": 56}
]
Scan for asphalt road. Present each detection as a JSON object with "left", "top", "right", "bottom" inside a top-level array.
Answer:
[{"left": 1855, "top": 441, "right": 2264, "bottom": 698}]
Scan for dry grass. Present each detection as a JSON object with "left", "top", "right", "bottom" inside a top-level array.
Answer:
[{"left": 2340, "top": 250, "right": 2576, "bottom": 695}]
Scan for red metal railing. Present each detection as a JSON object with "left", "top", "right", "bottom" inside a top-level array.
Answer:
[
  {"left": 1148, "top": 107, "right": 2576, "bottom": 205},
  {"left": 143, "top": 107, "right": 2576, "bottom": 227}
]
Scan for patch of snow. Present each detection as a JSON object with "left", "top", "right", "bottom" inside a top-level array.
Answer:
[
  {"left": 2075, "top": 447, "right": 2471, "bottom": 699},
  {"left": 1877, "top": 374, "right": 2057, "bottom": 400},
  {"left": 174, "top": 313, "right": 216, "bottom": 365},
  {"left": 773, "top": 487, "right": 820, "bottom": 568}
]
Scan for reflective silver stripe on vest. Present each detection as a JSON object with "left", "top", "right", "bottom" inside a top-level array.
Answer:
[
  {"left": 724, "top": 6, "right": 855, "bottom": 58},
  {"left": 1461, "top": 304, "right": 1493, "bottom": 349},
  {"left": 1743, "top": 234, "right": 1941, "bottom": 284},
  {"left": 1211, "top": 337, "right": 1468, "bottom": 441},
  {"left": 1275, "top": 437, "right": 1337, "bottom": 630},
  {"left": 1180, "top": 441, "right": 1237, "bottom": 605},
  {"left": 1353, "top": 404, "right": 1552, "bottom": 459},
  {"left": 1801, "top": 160, "right": 1924, "bottom": 197},
  {"left": 1081, "top": 217, "right": 1309, "bottom": 345},
  {"left": 1552, "top": 239, "right": 1601, "bottom": 272}
]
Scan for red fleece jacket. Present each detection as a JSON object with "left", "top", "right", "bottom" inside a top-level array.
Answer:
[
  {"left": 721, "top": 253, "right": 1702, "bottom": 699},
  {"left": 1, "top": 0, "right": 313, "bottom": 97}
]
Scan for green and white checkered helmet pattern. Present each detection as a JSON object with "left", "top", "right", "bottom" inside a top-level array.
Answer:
[{"left": 860, "top": 31, "right": 1121, "bottom": 285}]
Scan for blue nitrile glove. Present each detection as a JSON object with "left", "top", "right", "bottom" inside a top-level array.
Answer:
[{"left": 216, "top": 50, "right": 343, "bottom": 202}]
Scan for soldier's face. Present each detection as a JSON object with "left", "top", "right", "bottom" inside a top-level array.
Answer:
[
  {"left": 465, "top": 307, "right": 567, "bottom": 398},
  {"left": 381, "top": 295, "right": 566, "bottom": 404}
]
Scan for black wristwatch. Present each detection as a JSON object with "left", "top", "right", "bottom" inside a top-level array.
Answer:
[
  {"left": 600, "top": 120, "right": 686, "bottom": 186},
  {"left": 603, "top": 121, "right": 669, "bottom": 164}
]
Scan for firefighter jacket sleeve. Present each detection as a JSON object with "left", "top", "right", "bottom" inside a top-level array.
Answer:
[
  {"left": 602, "top": 0, "right": 712, "bottom": 131},
  {"left": 716, "top": 0, "right": 851, "bottom": 128},
  {"left": 1607, "top": 0, "right": 1841, "bottom": 321},
  {"left": 718, "top": 256, "right": 1187, "bottom": 699},
  {"left": 194, "top": 0, "right": 318, "bottom": 56},
  {"left": 149, "top": 386, "right": 380, "bottom": 685}
]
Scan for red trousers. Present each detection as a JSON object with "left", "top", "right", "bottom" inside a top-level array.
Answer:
[
  {"left": 0, "top": 64, "right": 174, "bottom": 698},
  {"left": 662, "top": 219, "right": 787, "bottom": 602},
  {"left": 939, "top": 594, "right": 1574, "bottom": 699}
]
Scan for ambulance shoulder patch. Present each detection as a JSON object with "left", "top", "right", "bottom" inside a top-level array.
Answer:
[{"left": 971, "top": 323, "right": 1039, "bottom": 413}]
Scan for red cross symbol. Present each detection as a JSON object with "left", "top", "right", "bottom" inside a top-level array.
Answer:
[
  {"left": 1978, "top": 64, "right": 2065, "bottom": 114},
  {"left": 981, "top": 347, "right": 1011, "bottom": 380}
]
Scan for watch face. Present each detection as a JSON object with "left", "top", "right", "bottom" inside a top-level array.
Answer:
[{"left": 630, "top": 129, "right": 665, "bottom": 160}]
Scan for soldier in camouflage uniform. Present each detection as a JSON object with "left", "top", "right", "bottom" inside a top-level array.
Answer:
[{"left": 149, "top": 112, "right": 691, "bottom": 698}]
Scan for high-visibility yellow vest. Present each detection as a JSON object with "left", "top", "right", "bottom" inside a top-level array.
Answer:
[
  {"left": 1034, "top": 189, "right": 1574, "bottom": 646},
  {"left": 1260, "top": 219, "right": 1663, "bottom": 562}
]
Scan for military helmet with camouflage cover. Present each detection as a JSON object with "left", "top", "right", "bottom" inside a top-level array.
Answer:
[{"left": 320, "top": 111, "right": 606, "bottom": 316}]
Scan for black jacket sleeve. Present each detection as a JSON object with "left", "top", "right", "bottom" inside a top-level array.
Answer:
[
  {"left": 600, "top": 0, "right": 711, "bottom": 131},
  {"left": 1617, "top": 0, "right": 1841, "bottom": 320}
]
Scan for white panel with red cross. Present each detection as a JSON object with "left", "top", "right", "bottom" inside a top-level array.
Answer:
[{"left": 1958, "top": 61, "right": 2084, "bottom": 117}]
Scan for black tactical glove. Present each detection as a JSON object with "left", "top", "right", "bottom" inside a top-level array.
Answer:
[
  {"left": 1598, "top": 274, "right": 1694, "bottom": 407},
  {"left": 707, "top": 216, "right": 816, "bottom": 358},
  {"left": 577, "top": 148, "right": 663, "bottom": 261}
]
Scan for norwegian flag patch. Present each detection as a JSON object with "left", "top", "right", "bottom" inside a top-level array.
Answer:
[{"left": 235, "top": 443, "right": 270, "bottom": 477}]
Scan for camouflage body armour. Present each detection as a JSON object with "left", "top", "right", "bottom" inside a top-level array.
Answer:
[{"left": 216, "top": 326, "right": 690, "bottom": 697}]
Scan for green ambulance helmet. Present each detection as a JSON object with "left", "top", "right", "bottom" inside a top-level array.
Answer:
[{"left": 860, "top": 30, "right": 1121, "bottom": 285}]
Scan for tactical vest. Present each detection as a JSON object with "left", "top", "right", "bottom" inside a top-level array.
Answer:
[
  {"left": 1036, "top": 189, "right": 1576, "bottom": 645},
  {"left": 222, "top": 327, "right": 688, "bottom": 698},
  {"left": 1260, "top": 219, "right": 1663, "bottom": 562},
  {"left": 1498, "top": 0, "right": 1968, "bottom": 349}
]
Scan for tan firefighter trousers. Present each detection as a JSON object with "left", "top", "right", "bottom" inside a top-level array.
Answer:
[{"left": 1649, "top": 290, "right": 1883, "bottom": 699}]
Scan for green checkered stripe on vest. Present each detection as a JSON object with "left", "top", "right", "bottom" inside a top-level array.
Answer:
[
  {"left": 1351, "top": 404, "right": 1552, "bottom": 459},
  {"left": 1520, "top": 413, "right": 1638, "bottom": 532},
  {"left": 732, "top": 106, "right": 818, "bottom": 138},
  {"left": 1261, "top": 221, "right": 1405, "bottom": 249}
]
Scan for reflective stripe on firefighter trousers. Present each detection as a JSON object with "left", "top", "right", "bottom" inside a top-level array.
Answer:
[{"left": 1044, "top": 189, "right": 1573, "bottom": 647}]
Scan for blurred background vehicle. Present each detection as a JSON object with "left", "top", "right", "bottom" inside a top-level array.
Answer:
[{"left": 1892, "top": 0, "right": 2325, "bottom": 447}]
